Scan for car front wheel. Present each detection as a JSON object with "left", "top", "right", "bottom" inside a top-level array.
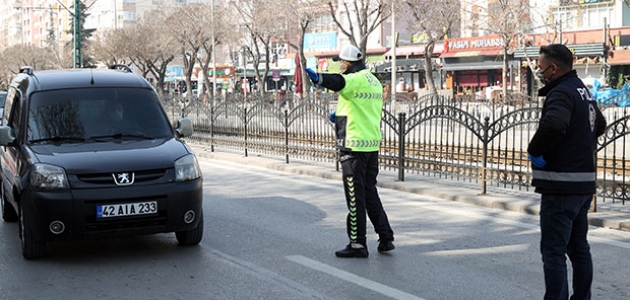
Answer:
[
  {"left": 175, "top": 212, "right": 203, "bottom": 245},
  {"left": 19, "top": 204, "right": 46, "bottom": 259}
]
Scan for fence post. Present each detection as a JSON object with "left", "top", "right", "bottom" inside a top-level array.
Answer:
[
  {"left": 481, "top": 117, "right": 490, "bottom": 195},
  {"left": 285, "top": 110, "right": 289, "bottom": 164},
  {"left": 398, "top": 112, "right": 406, "bottom": 181},
  {"left": 244, "top": 107, "right": 248, "bottom": 157},
  {"left": 210, "top": 105, "right": 215, "bottom": 152}
]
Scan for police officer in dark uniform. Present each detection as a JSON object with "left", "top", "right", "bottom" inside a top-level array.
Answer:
[
  {"left": 305, "top": 45, "right": 394, "bottom": 258},
  {"left": 528, "top": 44, "right": 607, "bottom": 300}
]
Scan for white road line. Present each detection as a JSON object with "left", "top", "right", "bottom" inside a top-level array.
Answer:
[
  {"left": 405, "top": 201, "right": 630, "bottom": 249},
  {"left": 286, "top": 255, "right": 427, "bottom": 300}
]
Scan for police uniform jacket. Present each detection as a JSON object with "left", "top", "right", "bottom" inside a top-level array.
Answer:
[
  {"left": 312, "top": 63, "right": 383, "bottom": 152},
  {"left": 528, "top": 70, "right": 607, "bottom": 194}
]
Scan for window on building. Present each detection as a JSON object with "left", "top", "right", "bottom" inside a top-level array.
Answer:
[
  {"left": 123, "top": 11, "right": 136, "bottom": 21},
  {"left": 552, "top": 3, "right": 613, "bottom": 31},
  {"left": 580, "top": 5, "right": 613, "bottom": 29},
  {"left": 312, "top": 14, "right": 333, "bottom": 33}
]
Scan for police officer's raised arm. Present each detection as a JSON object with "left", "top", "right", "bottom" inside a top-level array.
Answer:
[{"left": 304, "top": 68, "right": 345, "bottom": 92}]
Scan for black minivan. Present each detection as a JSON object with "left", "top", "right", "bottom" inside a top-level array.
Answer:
[{"left": 0, "top": 66, "right": 203, "bottom": 259}]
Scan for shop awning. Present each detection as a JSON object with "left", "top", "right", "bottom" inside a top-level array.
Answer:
[
  {"left": 440, "top": 48, "right": 504, "bottom": 58},
  {"left": 384, "top": 44, "right": 444, "bottom": 57},
  {"left": 513, "top": 43, "right": 604, "bottom": 58},
  {"left": 441, "top": 61, "right": 504, "bottom": 71},
  {"left": 374, "top": 59, "right": 427, "bottom": 73},
  {"left": 384, "top": 45, "right": 424, "bottom": 57}
]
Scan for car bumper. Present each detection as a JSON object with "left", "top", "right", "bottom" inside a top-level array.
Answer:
[{"left": 21, "top": 179, "right": 203, "bottom": 242}]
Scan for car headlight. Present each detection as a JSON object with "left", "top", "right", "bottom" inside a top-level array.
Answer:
[
  {"left": 175, "top": 154, "right": 201, "bottom": 181},
  {"left": 30, "top": 163, "right": 69, "bottom": 189}
]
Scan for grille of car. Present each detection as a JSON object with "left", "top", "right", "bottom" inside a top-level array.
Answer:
[{"left": 77, "top": 169, "right": 167, "bottom": 185}]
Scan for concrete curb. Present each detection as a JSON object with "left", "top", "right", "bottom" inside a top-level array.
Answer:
[{"left": 191, "top": 145, "right": 630, "bottom": 232}]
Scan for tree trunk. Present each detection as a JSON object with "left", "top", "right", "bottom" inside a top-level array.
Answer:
[
  {"left": 424, "top": 41, "right": 437, "bottom": 95},
  {"left": 502, "top": 47, "right": 508, "bottom": 103}
]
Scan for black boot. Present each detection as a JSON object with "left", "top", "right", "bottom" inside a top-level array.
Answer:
[
  {"left": 377, "top": 240, "right": 395, "bottom": 253},
  {"left": 335, "top": 243, "right": 369, "bottom": 258}
]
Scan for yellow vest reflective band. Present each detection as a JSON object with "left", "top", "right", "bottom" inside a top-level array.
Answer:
[{"left": 336, "top": 69, "right": 383, "bottom": 152}]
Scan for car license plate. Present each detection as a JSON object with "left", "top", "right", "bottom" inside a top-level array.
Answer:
[{"left": 96, "top": 201, "right": 157, "bottom": 219}]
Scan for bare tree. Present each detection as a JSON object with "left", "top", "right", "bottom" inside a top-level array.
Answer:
[
  {"left": 282, "top": 0, "right": 330, "bottom": 97},
  {"left": 165, "top": 4, "right": 211, "bottom": 100},
  {"left": 401, "top": 0, "right": 460, "bottom": 94},
  {"left": 327, "top": 0, "right": 391, "bottom": 55},
  {"left": 231, "top": 0, "right": 291, "bottom": 96},
  {"left": 470, "top": 0, "right": 531, "bottom": 99},
  {"left": 91, "top": 28, "right": 133, "bottom": 67},
  {"left": 2, "top": 44, "right": 50, "bottom": 73}
]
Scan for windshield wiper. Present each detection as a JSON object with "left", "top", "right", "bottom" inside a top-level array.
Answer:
[
  {"left": 29, "top": 136, "right": 87, "bottom": 144},
  {"left": 88, "top": 133, "right": 155, "bottom": 140}
]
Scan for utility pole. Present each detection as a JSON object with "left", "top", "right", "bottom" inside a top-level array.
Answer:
[
  {"left": 73, "top": 0, "right": 82, "bottom": 68},
  {"left": 211, "top": 0, "right": 217, "bottom": 98},
  {"left": 390, "top": 0, "right": 397, "bottom": 111},
  {"left": 603, "top": 17, "right": 608, "bottom": 85}
]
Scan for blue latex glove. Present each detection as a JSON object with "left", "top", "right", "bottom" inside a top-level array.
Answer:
[
  {"left": 528, "top": 154, "right": 547, "bottom": 168},
  {"left": 328, "top": 112, "right": 336, "bottom": 123},
  {"left": 305, "top": 68, "right": 319, "bottom": 83}
]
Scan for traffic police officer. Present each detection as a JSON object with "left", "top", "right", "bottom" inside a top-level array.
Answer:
[{"left": 305, "top": 45, "right": 395, "bottom": 258}]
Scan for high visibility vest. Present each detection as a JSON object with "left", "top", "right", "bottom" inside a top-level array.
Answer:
[{"left": 335, "top": 69, "right": 383, "bottom": 152}]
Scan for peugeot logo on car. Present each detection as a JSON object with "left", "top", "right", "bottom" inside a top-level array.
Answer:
[{"left": 113, "top": 172, "right": 135, "bottom": 186}]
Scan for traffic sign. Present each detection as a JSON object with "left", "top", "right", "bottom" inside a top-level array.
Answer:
[{"left": 272, "top": 70, "right": 281, "bottom": 79}]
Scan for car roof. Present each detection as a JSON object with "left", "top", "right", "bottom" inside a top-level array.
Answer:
[{"left": 16, "top": 68, "right": 154, "bottom": 92}]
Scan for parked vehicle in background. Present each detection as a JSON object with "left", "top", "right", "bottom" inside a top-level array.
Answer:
[{"left": 0, "top": 66, "right": 204, "bottom": 259}]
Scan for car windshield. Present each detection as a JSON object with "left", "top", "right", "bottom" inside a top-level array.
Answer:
[{"left": 27, "top": 88, "right": 173, "bottom": 144}]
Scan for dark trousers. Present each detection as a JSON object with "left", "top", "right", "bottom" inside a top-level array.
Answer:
[
  {"left": 540, "top": 194, "right": 593, "bottom": 300},
  {"left": 339, "top": 151, "right": 394, "bottom": 246}
]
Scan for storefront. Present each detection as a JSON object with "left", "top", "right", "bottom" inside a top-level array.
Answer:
[
  {"left": 374, "top": 59, "right": 429, "bottom": 91},
  {"left": 440, "top": 36, "right": 518, "bottom": 94},
  {"left": 513, "top": 43, "right": 605, "bottom": 95},
  {"left": 376, "top": 43, "right": 443, "bottom": 91}
]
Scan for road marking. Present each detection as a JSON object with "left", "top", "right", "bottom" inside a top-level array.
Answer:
[
  {"left": 286, "top": 255, "right": 427, "bottom": 300},
  {"left": 395, "top": 199, "right": 630, "bottom": 250},
  {"left": 208, "top": 249, "right": 332, "bottom": 300},
  {"left": 422, "top": 243, "right": 531, "bottom": 257},
  {"left": 202, "top": 158, "right": 630, "bottom": 250}
]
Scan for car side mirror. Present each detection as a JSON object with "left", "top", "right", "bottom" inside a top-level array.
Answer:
[
  {"left": 0, "top": 126, "right": 15, "bottom": 146},
  {"left": 176, "top": 118, "right": 193, "bottom": 137}
]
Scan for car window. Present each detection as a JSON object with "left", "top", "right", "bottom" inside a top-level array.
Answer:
[
  {"left": 5, "top": 88, "right": 20, "bottom": 130},
  {"left": 0, "top": 92, "right": 7, "bottom": 107},
  {"left": 27, "top": 88, "right": 173, "bottom": 143}
]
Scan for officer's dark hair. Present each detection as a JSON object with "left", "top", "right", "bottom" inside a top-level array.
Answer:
[{"left": 539, "top": 44, "right": 573, "bottom": 69}]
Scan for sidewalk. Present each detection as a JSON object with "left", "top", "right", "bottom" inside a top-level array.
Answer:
[{"left": 189, "top": 144, "right": 630, "bottom": 233}]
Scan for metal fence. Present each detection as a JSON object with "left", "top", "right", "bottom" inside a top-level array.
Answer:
[{"left": 162, "top": 91, "right": 630, "bottom": 206}]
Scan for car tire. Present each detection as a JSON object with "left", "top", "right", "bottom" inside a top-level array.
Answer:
[
  {"left": 19, "top": 205, "right": 46, "bottom": 259},
  {"left": 1, "top": 182, "right": 18, "bottom": 222},
  {"left": 175, "top": 212, "right": 203, "bottom": 245}
]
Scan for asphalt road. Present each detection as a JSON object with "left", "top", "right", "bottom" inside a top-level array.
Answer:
[{"left": 1, "top": 157, "right": 629, "bottom": 300}]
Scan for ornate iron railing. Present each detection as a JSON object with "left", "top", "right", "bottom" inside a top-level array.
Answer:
[{"left": 163, "top": 92, "right": 630, "bottom": 206}]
